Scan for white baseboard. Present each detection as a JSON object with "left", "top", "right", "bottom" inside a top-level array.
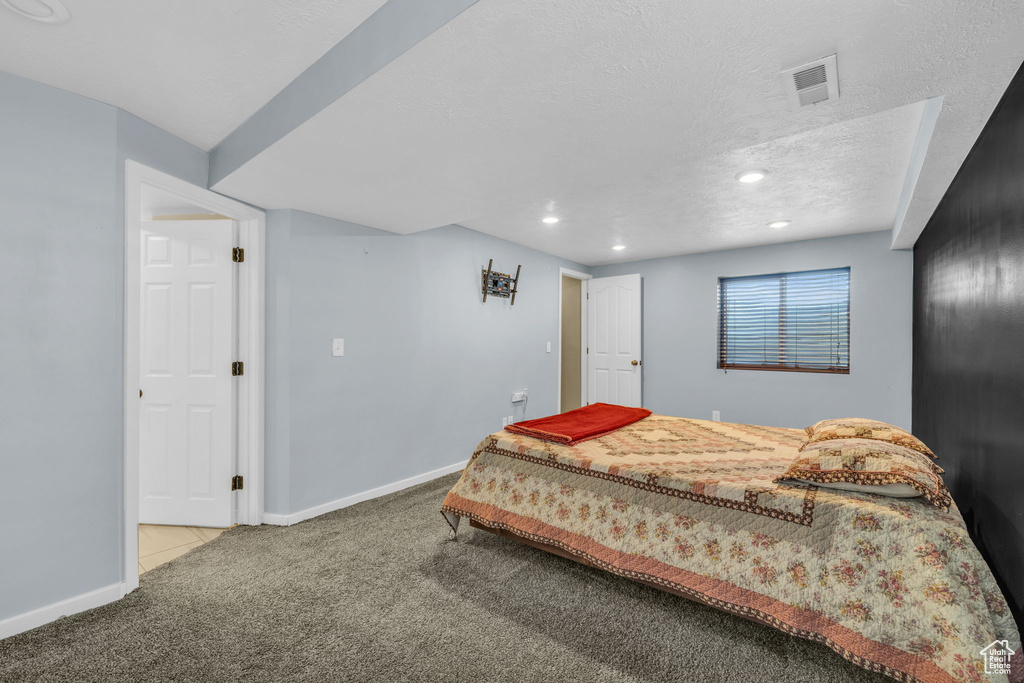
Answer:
[
  {"left": 260, "top": 512, "right": 291, "bottom": 525},
  {"left": 0, "top": 582, "right": 124, "bottom": 641},
  {"left": 262, "top": 459, "right": 468, "bottom": 526},
  {"left": 0, "top": 463, "right": 468, "bottom": 640}
]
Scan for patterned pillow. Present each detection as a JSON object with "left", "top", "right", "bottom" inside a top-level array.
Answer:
[
  {"left": 776, "top": 439, "right": 951, "bottom": 510},
  {"left": 802, "top": 418, "right": 936, "bottom": 458}
]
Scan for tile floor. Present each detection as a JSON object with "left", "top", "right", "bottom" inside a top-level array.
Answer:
[{"left": 138, "top": 524, "right": 227, "bottom": 574}]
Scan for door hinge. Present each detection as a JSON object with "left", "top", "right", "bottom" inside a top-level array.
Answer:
[
  {"left": 232, "top": 361, "right": 244, "bottom": 376},
  {"left": 232, "top": 247, "right": 245, "bottom": 263},
  {"left": 231, "top": 475, "right": 244, "bottom": 491}
]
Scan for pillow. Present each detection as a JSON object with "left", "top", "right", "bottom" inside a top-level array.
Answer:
[
  {"left": 775, "top": 438, "right": 951, "bottom": 510},
  {"left": 803, "top": 418, "right": 936, "bottom": 459}
]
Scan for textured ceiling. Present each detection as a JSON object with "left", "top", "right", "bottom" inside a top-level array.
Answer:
[
  {"left": 5, "top": 0, "right": 1023, "bottom": 262},
  {"left": 213, "top": 0, "right": 1024, "bottom": 264},
  {"left": 0, "top": 0, "right": 386, "bottom": 149}
]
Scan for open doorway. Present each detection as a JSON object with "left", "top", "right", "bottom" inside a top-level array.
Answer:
[
  {"left": 124, "top": 161, "right": 265, "bottom": 593},
  {"left": 136, "top": 189, "right": 236, "bottom": 574},
  {"left": 558, "top": 268, "right": 590, "bottom": 412}
]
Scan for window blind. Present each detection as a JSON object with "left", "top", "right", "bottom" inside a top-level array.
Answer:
[{"left": 718, "top": 267, "right": 850, "bottom": 373}]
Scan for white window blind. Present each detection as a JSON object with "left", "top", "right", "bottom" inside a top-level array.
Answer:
[{"left": 718, "top": 267, "right": 850, "bottom": 373}]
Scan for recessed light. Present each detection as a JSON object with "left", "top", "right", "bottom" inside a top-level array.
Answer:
[
  {"left": 736, "top": 169, "right": 767, "bottom": 183},
  {"left": 768, "top": 220, "right": 791, "bottom": 229},
  {"left": 542, "top": 216, "right": 559, "bottom": 224},
  {"left": 612, "top": 245, "right": 626, "bottom": 251},
  {"left": 1, "top": 0, "right": 71, "bottom": 23}
]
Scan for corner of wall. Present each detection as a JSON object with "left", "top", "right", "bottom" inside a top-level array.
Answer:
[
  {"left": 115, "top": 109, "right": 209, "bottom": 189},
  {"left": 264, "top": 210, "right": 292, "bottom": 515}
]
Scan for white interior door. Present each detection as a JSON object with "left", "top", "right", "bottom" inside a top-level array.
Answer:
[
  {"left": 140, "top": 220, "right": 236, "bottom": 527},
  {"left": 587, "top": 274, "right": 642, "bottom": 407}
]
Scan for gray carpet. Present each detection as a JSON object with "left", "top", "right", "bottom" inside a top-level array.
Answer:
[{"left": 0, "top": 474, "right": 890, "bottom": 682}]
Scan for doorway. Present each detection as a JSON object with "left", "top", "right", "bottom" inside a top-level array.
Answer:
[
  {"left": 586, "top": 274, "right": 642, "bottom": 407},
  {"left": 558, "top": 268, "right": 590, "bottom": 412},
  {"left": 124, "top": 161, "right": 265, "bottom": 594},
  {"left": 139, "top": 214, "right": 237, "bottom": 528}
]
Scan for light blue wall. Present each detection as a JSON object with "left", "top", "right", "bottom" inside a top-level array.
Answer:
[
  {"left": 0, "top": 71, "right": 120, "bottom": 621},
  {"left": 592, "top": 231, "right": 913, "bottom": 430},
  {"left": 0, "top": 71, "right": 208, "bottom": 622},
  {"left": 265, "top": 210, "right": 589, "bottom": 514},
  {"left": 265, "top": 210, "right": 293, "bottom": 515}
]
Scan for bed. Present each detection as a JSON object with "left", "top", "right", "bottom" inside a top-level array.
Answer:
[{"left": 441, "top": 413, "right": 1022, "bottom": 683}]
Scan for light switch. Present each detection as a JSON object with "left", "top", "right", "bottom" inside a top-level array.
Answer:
[
  {"left": 332, "top": 338, "right": 344, "bottom": 357},
  {"left": 546, "top": 341, "right": 551, "bottom": 353}
]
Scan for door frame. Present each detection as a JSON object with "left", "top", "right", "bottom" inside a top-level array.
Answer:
[
  {"left": 557, "top": 268, "right": 591, "bottom": 412},
  {"left": 123, "top": 160, "right": 265, "bottom": 594}
]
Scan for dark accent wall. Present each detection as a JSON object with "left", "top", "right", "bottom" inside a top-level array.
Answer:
[{"left": 913, "top": 63, "right": 1024, "bottom": 627}]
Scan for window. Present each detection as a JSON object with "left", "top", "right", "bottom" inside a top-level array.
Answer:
[{"left": 718, "top": 267, "right": 850, "bottom": 374}]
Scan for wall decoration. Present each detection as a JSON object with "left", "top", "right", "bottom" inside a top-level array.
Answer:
[{"left": 482, "top": 259, "right": 521, "bottom": 305}]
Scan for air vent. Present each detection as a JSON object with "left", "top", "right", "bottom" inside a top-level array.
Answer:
[{"left": 781, "top": 55, "right": 839, "bottom": 111}]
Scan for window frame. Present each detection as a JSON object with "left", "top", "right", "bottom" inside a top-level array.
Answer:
[{"left": 717, "top": 267, "right": 851, "bottom": 375}]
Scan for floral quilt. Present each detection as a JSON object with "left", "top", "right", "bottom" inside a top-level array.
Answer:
[{"left": 441, "top": 414, "right": 1022, "bottom": 683}]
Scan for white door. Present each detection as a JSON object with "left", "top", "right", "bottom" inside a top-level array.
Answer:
[
  {"left": 587, "top": 274, "right": 642, "bottom": 407},
  {"left": 140, "top": 220, "right": 236, "bottom": 527}
]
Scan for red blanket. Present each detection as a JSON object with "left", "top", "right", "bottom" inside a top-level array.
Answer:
[{"left": 504, "top": 403, "right": 652, "bottom": 445}]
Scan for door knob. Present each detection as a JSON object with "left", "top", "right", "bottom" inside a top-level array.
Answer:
[{"left": 631, "top": 360, "right": 639, "bottom": 366}]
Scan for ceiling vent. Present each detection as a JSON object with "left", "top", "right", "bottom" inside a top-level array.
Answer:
[{"left": 781, "top": 55, "right": 839, "bottom": 111}]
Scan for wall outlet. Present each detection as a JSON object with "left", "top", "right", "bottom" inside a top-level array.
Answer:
[
  {"left": 712, "top": 410, "right": 721, "bottom": 422},
  {"left": 508, "top": 415, "right": 514, "bottom": 425},
  {"left": 332, "top": 338, "right": 344, "bottom": 357},
  {"left": 502, "top": 416, "right": 508, "bottom": 428}
]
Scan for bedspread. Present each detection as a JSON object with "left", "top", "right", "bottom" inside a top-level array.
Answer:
[{"left": 441, "top": 414, "right": 1021, "bottom": 683}]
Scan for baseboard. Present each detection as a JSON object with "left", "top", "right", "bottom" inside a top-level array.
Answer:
[
  {"left": 260, "top": 511, "right": 291, "bottom": 526},
  {"left": 0, "top": 463, "right": 469, "bottom": 638},
  {"left": 261, "top": 459, "right": 468, "bottom": 526},
  {"left": 0, "top": 582, "right": 124, "bottom": 641}
]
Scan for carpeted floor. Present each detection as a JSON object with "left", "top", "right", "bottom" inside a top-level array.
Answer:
[{"left": 0, "top": 474, "right": 891, "bottom": 682}]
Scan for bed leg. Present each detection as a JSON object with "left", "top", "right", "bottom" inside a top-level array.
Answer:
[{"left": 441, "top": 510, "right": 461, "bottom": 538}]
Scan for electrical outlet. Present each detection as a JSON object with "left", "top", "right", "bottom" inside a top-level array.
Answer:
[
  {"left": 508, "top": 415, "right": 514, "bottom": 425},
  {"left": 332, "top": 338, "right": 344, "bottom": 357},
  {"left": 502, "top": 416, "right": 509, "bottom": 428},
  {"left": 712, "top": 410, "right": 721, "bottom": 422}
]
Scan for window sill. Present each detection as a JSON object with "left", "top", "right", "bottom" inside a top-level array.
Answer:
[{"left": 718, "top": 364, "right": 849, "bottom": 375}]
